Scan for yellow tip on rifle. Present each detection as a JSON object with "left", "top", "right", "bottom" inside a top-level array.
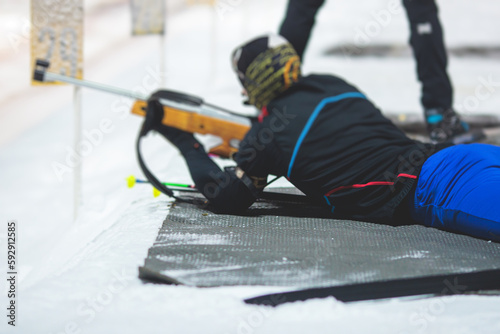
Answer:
[{"left": 126, "top": 175, "right": 136, "bottom": 188}]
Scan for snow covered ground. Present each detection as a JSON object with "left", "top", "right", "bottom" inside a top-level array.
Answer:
[{"left": 1, "top": 0, "right": 500, "bottom": 333}]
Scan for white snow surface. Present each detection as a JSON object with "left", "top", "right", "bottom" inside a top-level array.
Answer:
[{"left": 1, "top": 0, "right": 500, "bottom": 333}]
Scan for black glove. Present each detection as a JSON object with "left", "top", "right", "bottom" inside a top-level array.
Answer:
[
  {"left": 144, "top": 90, "right": 201, "bottom": 152},
  {"left": 140, "top": 95, "right": 163, "bottom": 136}
]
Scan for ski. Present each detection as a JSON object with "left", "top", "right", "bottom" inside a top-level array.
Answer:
[{"left": 244, "top": 268, "right": 500, "bottom": 306}]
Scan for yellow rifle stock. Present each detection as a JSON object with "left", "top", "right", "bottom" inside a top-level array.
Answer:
[{"left": 131, "top": 101, "right": 250, "bottom": 159}]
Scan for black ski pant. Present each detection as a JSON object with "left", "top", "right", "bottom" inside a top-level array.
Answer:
[
  {"left": 402, "top": 0, "right": 452, "bottom": 110},
  {"left": 279, "top": 0, "right": 325, "bottom": 61},
  {"left": 279, "top": 0, "right": 453, "bottom": 110}
]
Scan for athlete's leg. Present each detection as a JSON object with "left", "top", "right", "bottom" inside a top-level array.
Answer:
[
  {"left": 402, "top": 0, "right": 451, "bottom": 110},
  {"left": 402, "top": 0, "right": 475, "bottom": 143},
  {"left": 411, "top": 144, "right": 500, "bottom": 241},
  {"left": 279, "top": 0, "right": 325, "bottom": 61}
]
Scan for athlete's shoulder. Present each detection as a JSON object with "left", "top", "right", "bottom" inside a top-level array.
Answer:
[{"left": 297, "top": 74, "right": 360, "bottom": 94}]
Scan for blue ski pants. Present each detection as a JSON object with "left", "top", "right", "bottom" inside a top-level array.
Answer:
[{"left": 410, "top": 143, "right": 500, "bottom": 242}]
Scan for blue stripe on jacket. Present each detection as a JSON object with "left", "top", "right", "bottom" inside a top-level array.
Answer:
[{"left": 286, "top": 92, "right": 367, "bottom": 179}]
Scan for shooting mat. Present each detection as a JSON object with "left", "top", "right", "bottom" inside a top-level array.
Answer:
[{"left": 139, "top": 189, "right": 500, "bottom": 288}]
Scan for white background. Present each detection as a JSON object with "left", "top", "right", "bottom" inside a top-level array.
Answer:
[{"left": 1, "top": 0, "right": 500, "bottom": 333}]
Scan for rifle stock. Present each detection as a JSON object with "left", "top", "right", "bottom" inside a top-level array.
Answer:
[{"left": 131, "top": 101, "right": 250, "bottom": 158}]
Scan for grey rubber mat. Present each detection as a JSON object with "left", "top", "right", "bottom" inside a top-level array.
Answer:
[{"left": 139, "top": 190, "right": 500, "bottom": 288}]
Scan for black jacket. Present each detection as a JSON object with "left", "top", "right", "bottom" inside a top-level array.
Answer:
[{"left": 233, "top": 74, "right": 441, "bottom": 222}]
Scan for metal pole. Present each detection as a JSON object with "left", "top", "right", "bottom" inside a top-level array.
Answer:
[
  {"left": 42, "top": 70, "right": 250, "bottom": 124},
  {"left": 45, "top": 71, "right": 148, "bottom": 100},
  {"left": 73, "top": 85, "right": 82, "bottom": 221}
]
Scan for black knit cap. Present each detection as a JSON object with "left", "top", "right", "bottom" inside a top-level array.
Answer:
[
  {"left": 231, "top": 34, "right": 301, "bottom": 109},
  {"left": 232, "top": 36, "right": 269, "bottom": 82}
]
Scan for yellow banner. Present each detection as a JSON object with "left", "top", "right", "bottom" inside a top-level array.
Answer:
[
  {"left": 30, "top": 0, "right": 84, "bottom": 85},
  {"left": 130, "top": 0, "right": 166, "bottom": 35},
  {"left": 186, "top": 0, "right": 216, "bottom": 5}
]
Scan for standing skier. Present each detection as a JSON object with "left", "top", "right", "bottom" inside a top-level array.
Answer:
[
  {"left": 279, "top": 0, "right": 477, "bottom": 143},
  {"left": 145, "top": 34, "right": 500, "bottom": 242}
]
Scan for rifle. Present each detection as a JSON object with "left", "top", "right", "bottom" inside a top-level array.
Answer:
[
  {"left": 33, "top": 59, "right": 251, "bottom": 159},
  {"left": 33, "top": 60, "right": 313, "bottom": 204},
  {"left": 33, "top": 59, "right": 253, "bottom": 199}
]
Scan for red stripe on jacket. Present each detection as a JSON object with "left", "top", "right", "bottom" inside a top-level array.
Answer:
[{"left": 324, "top": 173, "right": 417, "bottom": 197}]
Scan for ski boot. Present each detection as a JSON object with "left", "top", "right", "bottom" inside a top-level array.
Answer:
[{"left": 425, "top": 108, "right": 486, "bottom": 144}]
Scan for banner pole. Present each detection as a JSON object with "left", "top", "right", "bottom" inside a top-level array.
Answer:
[
  {"left": 31, "top": 0, "right": 85, "bottom": 222},
  {"left": 73, "top": 85, "right": 82, "bottom": 221}
]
